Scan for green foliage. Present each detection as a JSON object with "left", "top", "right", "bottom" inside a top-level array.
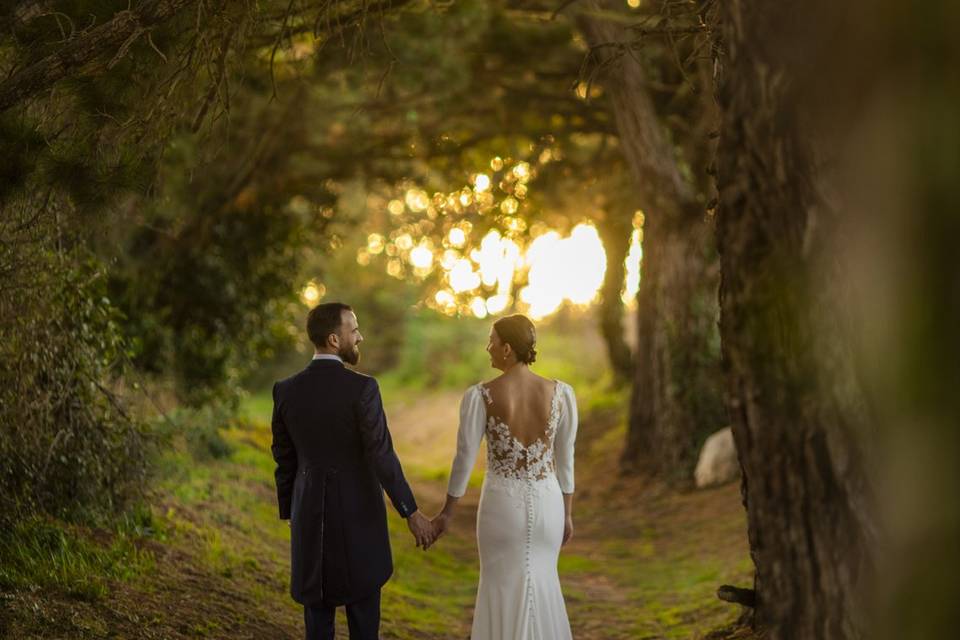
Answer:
[
  {"left": 150, "top": 402, "right": 239, "bottom": 463},
  {"left": 0, "top": 250, "right": 150, "bottom": 524},
  {"left": 377, "top": 308, "right": 491, "bottom": 391},
  {"left": 372, "top": 307, "right": 620, "bottom": 396}
]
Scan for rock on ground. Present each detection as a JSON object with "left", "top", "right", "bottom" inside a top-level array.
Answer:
[{"left": 694, "top": 426, "right": 740, "bottom": 488}]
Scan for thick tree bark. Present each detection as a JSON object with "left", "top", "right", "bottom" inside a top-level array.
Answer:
[
  {"left": 595, "top": 195, "right": 634, "bottom": 383},
  {"left": 714, "top": 0, "right": 875, "bottom": 636},
  {"left": 574, "top": 0, "right": 724, "bottom": 478},
  {"left": 0, "top": 0, "right": 199, "bottom": 112}
]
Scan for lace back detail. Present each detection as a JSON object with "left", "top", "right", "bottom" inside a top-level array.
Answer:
[{"left": 479, "top": 381, "right": 561, "bottom": 482}]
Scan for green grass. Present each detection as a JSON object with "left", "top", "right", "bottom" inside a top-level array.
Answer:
[
  {"left": 0, "top": 510, "right": 157, "bottom": 601},
  {"left": 156, "top": 393, "right": 480, "bottom": 637},
  {"left": 2, "top": 339, "right": 750, "bottom": 639}
]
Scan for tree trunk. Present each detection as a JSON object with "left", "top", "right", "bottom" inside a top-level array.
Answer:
[
  {"left": 574, "top": 0, "right": 724, "bottom": 478},
  {"left": 714, "top": 0, "right": 876, "bottom": 636},
  {"left": 595, "top": 193, "right": 634, "bottom": 384}
]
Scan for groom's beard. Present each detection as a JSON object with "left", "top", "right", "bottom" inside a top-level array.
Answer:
[{"left": 340, "top": 344, "right": 360, "bottom": 365}]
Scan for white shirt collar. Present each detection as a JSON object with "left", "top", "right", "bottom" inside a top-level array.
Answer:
[{"left": 312, "top": 353, "right": 343, "bottom": 362}]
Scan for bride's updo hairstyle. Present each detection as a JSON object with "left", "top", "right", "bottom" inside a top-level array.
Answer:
[{"left": 493, "top": 314, "right": 538, "bottom": 365}]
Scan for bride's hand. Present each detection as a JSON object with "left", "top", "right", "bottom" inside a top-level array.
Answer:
[
  {"left": 562, "top": 516, "right": 573, "bottom": 546},
  {"left": 431, "top": 513, "right": 450, "bottom": 542}
]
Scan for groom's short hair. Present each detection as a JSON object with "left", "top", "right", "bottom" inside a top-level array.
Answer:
[{"left": 307, "top": 302, "right": 353, "bottom": 349}]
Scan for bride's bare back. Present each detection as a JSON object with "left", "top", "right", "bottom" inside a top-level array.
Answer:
[{"left": 480, "top": 373, "right": 559, "bottom": 447}]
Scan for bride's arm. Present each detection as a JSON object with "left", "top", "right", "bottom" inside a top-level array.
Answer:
[
  {"left": 554, "top": 383, "right": 579, "bottom": 494},
  {"left": 436, "top": 385, "right": 485, "bottom": 535},
  {"left": 555, "top": 383, "right": 579, "bottom": 545}
]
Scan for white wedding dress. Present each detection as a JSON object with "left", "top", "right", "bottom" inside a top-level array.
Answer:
[{"left": 447, "top": 379, "right": 578, "bottom": 640}]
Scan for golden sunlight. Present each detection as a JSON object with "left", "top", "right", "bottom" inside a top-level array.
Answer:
[
  {"left": 448, "top": 227, "right": 467, "bottom": 247},
  {"left": 621, "top": 227, "right": 643, "bottom": 304},
  {"left": 431, "top": 222, "right": 608, "bottom": 320},
  {"left": 449, "top": 258, "right": 481, "bottom": 293},
  {"left": 473, "top": 173, "right": 491, "bottom": 192},
  {"left": 378, "top": 151, "right": 628, "bottom": 320},
  {"left": 405, "top": 189, "right": 430, "bottom": 213},
  {"left": 470, "top": 296, "right": 489, "bottom": 319},
  {"left": 485, "top": 294, "right": 510, "bottom": 315},
  {"left": 409, "top": 243, "right": 434, "bottom": 269},
  {"left": 301, "top": 281, "right": 325, "bottom": 305},
  {"left": 512, "top": 162, "right": 531, "bottom": 181},
  {"left": 521, "top": 224, "right": 606, "bottom": 319},
  {"left": 367, "top": 233, "right": 385, "bottom": 254}
]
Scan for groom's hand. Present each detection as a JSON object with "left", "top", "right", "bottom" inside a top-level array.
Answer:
[{"left": 406, "top": 511, "right": 434, "bottom": 550}]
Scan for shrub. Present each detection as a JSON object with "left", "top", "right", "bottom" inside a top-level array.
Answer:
[{"left": 0, "top": 251, "right": 149, "bottom": 525}]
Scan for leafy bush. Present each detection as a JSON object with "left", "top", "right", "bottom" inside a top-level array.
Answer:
[
  {"left": 150, "top": 401, "right": 238, "bottom": 463},
  {"left": 0, "top": 251, "right": 149, "bottom": 524}
]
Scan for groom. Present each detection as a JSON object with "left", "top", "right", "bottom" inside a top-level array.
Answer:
[{"left": 270, "top": 302, "right": 435, "bottom": 639}]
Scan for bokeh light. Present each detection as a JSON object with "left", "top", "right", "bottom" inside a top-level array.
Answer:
[
  {"left": 409, "top": 244, "right": 434, "bottom": 269},
  {"left": 300, "top": 281, "right": 326, "bottom": 305},
  {"left": 512, "top": 162, "right": 531, "bottom": 181},
  {"left": 470, "top": 296, "right": 488, "bottom": 319},
  {"left": 370, "top": 151, "right": 634, "bottom": 320},
  {"left": 449, "top": 258, "right": 481, "bottom": 293},
  {"left": 405, "top": 188, "right": 429, "bottom": 212},
  {"left": 522, "top": 224, "right": 607, "bottom": 318},
  {"left": 367, "top": 233, "right": 385, "bottom": 254},
  {"left": 473, "top": 174, "right": 491, "bottom": 192},
  {"left": 448, "top": 227, "right": 466, "bottom": 247},
  {"left": 622, "top": 228, "right": 643, "bottom": 305}
]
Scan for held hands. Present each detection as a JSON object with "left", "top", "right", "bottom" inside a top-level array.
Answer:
[
  {"left": 406, "top": 511, "right": 436, "bottom": 550},
  {"left": 405, "top": 510, "right": 452, "bottom": 551}
]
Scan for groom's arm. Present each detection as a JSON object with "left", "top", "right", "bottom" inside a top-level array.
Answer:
[
  {"left": 355, "top": 376, "right": 418, "bottom": 519},
  {"left": 270, "top": 381, "right": 297, "bottom": 520}
]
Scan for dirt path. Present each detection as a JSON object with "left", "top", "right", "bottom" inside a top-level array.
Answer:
[{"left": 0, "top": 390, "right": 750, "bottom": 640}]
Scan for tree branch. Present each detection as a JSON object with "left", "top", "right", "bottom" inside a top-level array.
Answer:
[{"left": 0, "top": 0, "right": 199, "bottom": 113}]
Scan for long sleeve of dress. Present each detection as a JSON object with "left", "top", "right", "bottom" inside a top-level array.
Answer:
[
  {"left": 554, "top": 382, "right": 578, "bottom": 494},
  {"left": 447, "top": 385, "right": 486, "bottom": 498}
]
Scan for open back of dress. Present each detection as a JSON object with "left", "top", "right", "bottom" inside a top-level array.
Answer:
[{"left": 478, "top": 380, "right": 560, "bottom": 481}]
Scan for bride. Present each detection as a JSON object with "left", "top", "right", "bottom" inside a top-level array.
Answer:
[{"left": 432, "top": 314, "right": 578, "bottom": 640}]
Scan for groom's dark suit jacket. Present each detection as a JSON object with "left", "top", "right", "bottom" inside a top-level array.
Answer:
[{"left": 271, "top": 357, "right": 417, "bottom": 606}]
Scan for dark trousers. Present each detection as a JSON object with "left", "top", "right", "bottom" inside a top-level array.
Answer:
[{"left": 304, "top": 588, "right": 381, "bottom": 640}]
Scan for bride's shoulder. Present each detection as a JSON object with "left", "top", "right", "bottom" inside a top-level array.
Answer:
[
  {"left": 539, "top": 374, "right": 567, "bottom": 390},
  {"left": 476, "top": 375, "right": 506, "bottom": 392},
  {"left": 553, "top": 378, "right": 573, "bottom": 395},
  {"left": 464, "top": 381, "right": 488, "bottom": 397},
  {"left": 482, "top": 372, "right": 506, "bottom": 386}
]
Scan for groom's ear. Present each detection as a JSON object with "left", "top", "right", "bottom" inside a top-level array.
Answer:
[{"left": 325, "top": 331, "right": 339, "bottom": 350}]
